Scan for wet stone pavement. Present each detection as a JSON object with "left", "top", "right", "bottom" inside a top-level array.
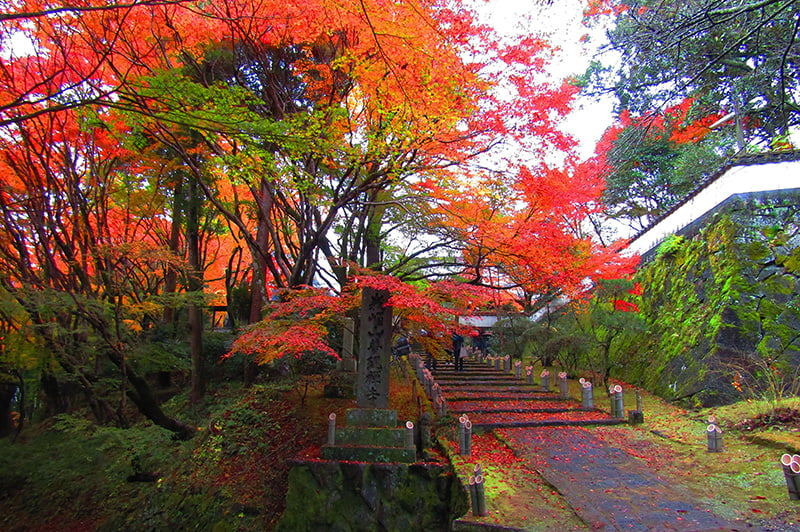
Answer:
[
  {"left": 432, "top": 357, "right": 743, "bottom": 531},
  {"left": 500, "top": 426, "right": 739, "bottom": 531}
]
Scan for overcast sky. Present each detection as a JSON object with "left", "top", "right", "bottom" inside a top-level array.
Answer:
[{"left": 472, "top": 0, "right": 616, "bottom": 159}]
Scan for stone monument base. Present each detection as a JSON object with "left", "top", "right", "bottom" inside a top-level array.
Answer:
[
  {"left": 277, "top": 460, "right": 468, "bottom": 531},
  {"left": 321, "top": 408, "right": 416, "bottom": 463}
]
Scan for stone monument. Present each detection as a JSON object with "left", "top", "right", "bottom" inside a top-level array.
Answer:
[{"left": 356, "top": 287, "right": 392, "bottom": 408}]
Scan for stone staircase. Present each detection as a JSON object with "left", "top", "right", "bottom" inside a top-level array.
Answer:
[
  {"left": 432, "top": 358, "right": 624, "bottom": 428},
  {"left": 320, "top": 408, "right": 417, "bottom": 463}
]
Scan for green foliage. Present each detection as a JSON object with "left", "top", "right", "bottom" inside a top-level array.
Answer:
[
  {"left": 655, "top": 234, "right": 685, "bottom": 258},
  {"left": 562, "top": 278, "right": 646, "bottom": 388},
  {"left": 590, "top": 0, "right": 800, "bottom": 144},
  {"left": 0, "top": 382, "right": 297, "bottom": 531},
  {"left": 0, "top": 413, "right": 185, "bottom": 520},
  {"left": 601, "top": 115, "right": 735, "bottom": 229},
  {"left": 491, "top": 315, "right": 537, "bottom": 360}
]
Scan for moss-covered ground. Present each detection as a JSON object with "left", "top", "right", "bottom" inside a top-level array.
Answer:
[{"left": 2, "top": 366, "right": 799, "bottom": 531}]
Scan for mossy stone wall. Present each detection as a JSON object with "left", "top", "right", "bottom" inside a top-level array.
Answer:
[
  {"left": 626, "top": 189, "right": 800, "bottom": 406},
  {"left": 277, "top": 460, "right": 468, "bottom": 531}
]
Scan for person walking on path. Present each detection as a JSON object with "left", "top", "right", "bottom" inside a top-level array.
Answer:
[{"left": 452, "top": 333, "right": 464, "bottom": 371}]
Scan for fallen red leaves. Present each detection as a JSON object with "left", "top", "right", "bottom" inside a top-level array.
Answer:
[
  {"left": 449, "top": 399, "right": 581, "bottom": 412},
  {"left": 464, "top": 432, "right": 523, "bottom": 466},
  {"left": 469, "top": 410, "right": 613, "bottom": 425}
]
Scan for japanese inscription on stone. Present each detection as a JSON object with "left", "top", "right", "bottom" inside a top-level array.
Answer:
[{"left": 356, "top": 287, "right": 393, "bottom": 408}]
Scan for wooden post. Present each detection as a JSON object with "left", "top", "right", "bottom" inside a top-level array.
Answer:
[
  {"left": 405, "top": 421, "right": 415, "bottom": 450},
  {"left": 581, "top": 381, "right": 593, "bottom": 408},
  {"left": 469, "top": 475, "right": 480, "bottom": 515},
  {"left": 463, "top": 420, "right": 473, "bottom": 457},
  {"left": 781, "top": 453, "right": 800, "bottom": 500},
  {"left": 541, "top": 370, "right": 550, "bottom": 391},
  {"left": 473, "top": 474, "right": 487, "bottom": 516},
  {"left": 419, "top": 412, "right": 432, "bottom": 451},
  {"left": 458, "top": 415, "right": 467, "bottom": 455},
  {"left": 327, "top": 413, "right": 336, "bottom": 445},
  {"left": 707, "top": 424, "right": 723, "bottom": 452},
  {"left": 559, "top": 372, "right": 569, "bottom": 399},
  {"left": 613, "top": 384, "right": 625, "bottom": 419}
]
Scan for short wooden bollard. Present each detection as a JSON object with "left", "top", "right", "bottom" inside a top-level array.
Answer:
[
  {"left": 470, "top": 470, "right": 487, "bottom": 516},
  {"left": 559, "top": 372, "right": 569, "bottom": 399},
  {"left": 436, "top": 395, "right": 447, "bottom": 416},
  {"left": 458, "top": 415, "right": 468, "bottom": 455},
  {"left": 504, "top": 356, "right": 511, "bottom": 372},
  {"left": 469, "top": 475, "right": 480, "bottom": 515},
  {"left": 423, "top": 370, "right": 433, "bottom": 397},
  {"left": 526, "top": 366, "right": 533, "bottom": 385},
  {"left": 609, "top": 386, "right": 617, "bottom": 417},
  {"left": 627, "top": 389, "right": 644, "bottom": 423},
  {"left": 463, "top": 420, "right": 473, "bottom": 456},
  {"left": 494, "top": 357, "right": 501, "bottom": 370},
  {"left": 432, "top": 382, "right": 442, "bottom": 404},
  {"left": 405, "top": 421, "right": 415, "bottom": 450},
  {"left": 581, "top": 380, "right": 594, "bottom": 408},
  {"left": 418, "top": 412, "right": 432, "bottom": 450},
  {"left": 706, "top": 424, "right": 723, "bottom": 452},
  {"left": 327, "top": 413, "right": 336, "bottom": 445},
  {"left": 540, "top": 370, "right": 550, "bottom": 391},
  {"left": 612, "top": 384, "right": 625, "bottom": 419},
  {"left": 781, "top": 453, "right": 800, "bottom": 500},
  {"left": 514, "top": 360, "right": 522, "bottom": 379}
]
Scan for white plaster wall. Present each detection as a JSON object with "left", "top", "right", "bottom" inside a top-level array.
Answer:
[{"left": 626, "top": 160, "right": 800, "bottom": 257}]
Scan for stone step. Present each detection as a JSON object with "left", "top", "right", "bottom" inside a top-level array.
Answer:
[
  {"left": 433, "top": 375, "right": 521, "bottom": 382},
  {"left": 345, "top": 408, "right": 397, "bottom": 427},
  {"left": 439, "top": 385, "right": 553, "bottom": 393},
  {"left": 446, "top": 393, "right": 562, "bottom": 401},
  {"left": 433, "top": 372, "right": 512, "bottom": 379},
  {"left": 449, "top": 406, "right": 592, "bottom": 414},
  {"left": 472, "top": 418, "right": 626, "bottom": 429},
  {"left": 436, "top": 381, "right": 541, "bottom": 391},
  {"left": 334, "top": 426, "right": 407, "bottom": 447},
  {"left": 321, "top": 444, "right": 416, "bottom": 463},
  {"left": 468, "top": 410, "right": 625, "bottom": 429},
  {"left": 434, "top": 367, "right": 514, "bottom": 373},
  {"left": 446, "top": 398, "right": 578, "bottom": 411}
]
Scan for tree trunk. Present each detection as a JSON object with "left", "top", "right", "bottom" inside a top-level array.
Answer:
[
  {"left": 163, "top": 176, "right": 185, "bottom": 326},
  {"left": 0, "top": 381, "right": 16, "bottom": 438},
  {"left": 187, "top": 177, "right": 205, "bottom": 404},
  {"left": 106, "top": 348, "right": 195, "bottom": 440}
]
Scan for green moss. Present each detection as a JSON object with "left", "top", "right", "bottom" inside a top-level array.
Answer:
[
  {"left": 277, "top": 461, "right": 465, "bottom": 532},
  {"left": 606, "top": 202, "right": 800, "bottom": 406}
]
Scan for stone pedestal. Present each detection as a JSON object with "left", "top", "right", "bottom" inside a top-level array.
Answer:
[
  {"left": 321, "top": 408, "right": 416, "bottom": 463},
  {"left": 628, "top": 410, "right": 644, "bottom": 424}
]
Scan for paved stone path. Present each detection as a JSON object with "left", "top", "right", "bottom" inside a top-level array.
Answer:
[
  {"left": 432, "top": 358, "right": 739, "bottom": 531},
  {"left": 501, "top": 426, "right": 735, "bottom": 531}
]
